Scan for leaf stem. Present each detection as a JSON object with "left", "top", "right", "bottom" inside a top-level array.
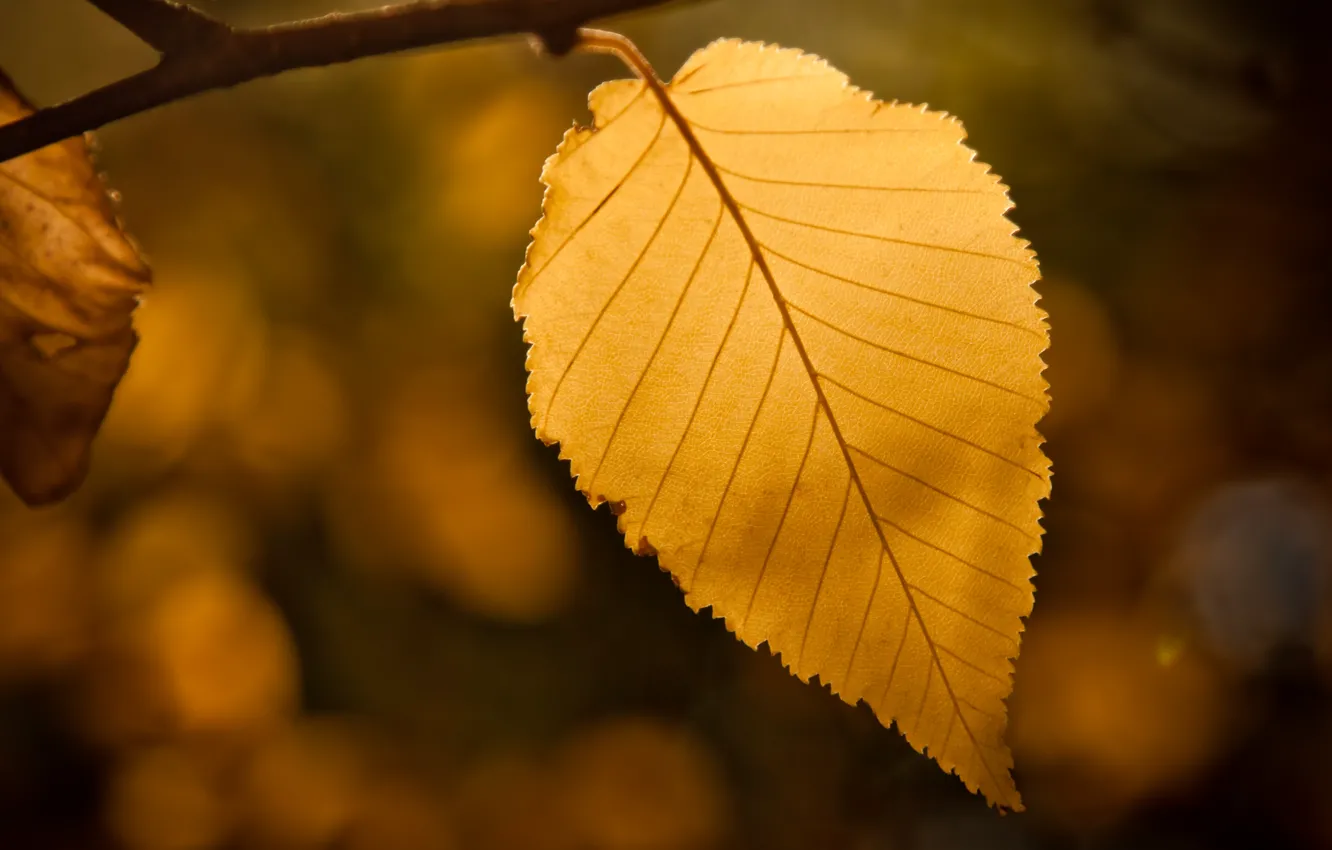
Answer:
[{"left": 576, "top": 27, "right": 665, "bottom": 82}]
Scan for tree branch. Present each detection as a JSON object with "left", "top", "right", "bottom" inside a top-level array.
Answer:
[
  {"left": 85, "top": 0, "right": 228, "bottom": 53},
  {"left": 0, "top": 0, "right": 685, "bottom": 164}
]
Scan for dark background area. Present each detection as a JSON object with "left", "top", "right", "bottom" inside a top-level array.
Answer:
[{"left": 1, "top": 0, "right": 1331, "bottom": 847}]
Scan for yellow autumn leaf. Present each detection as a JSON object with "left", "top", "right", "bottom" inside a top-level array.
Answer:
[
  {"left": 0, "top": 70, "right": 149, "bottom": 505},
  {"left": 514, "top": 36, "right": 1049, "bottom": 810}
]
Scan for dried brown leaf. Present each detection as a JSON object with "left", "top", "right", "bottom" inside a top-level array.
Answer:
[{"left": 0, "top": 71, "right": 149, "bottom": 505}]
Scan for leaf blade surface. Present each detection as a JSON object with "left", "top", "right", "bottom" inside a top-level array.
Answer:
[{"left": 514, "top": 39, "right": 1049, "bottom": 810}]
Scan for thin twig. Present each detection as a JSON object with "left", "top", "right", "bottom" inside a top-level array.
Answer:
[{"left": 0, "top": 0, "right": 684, "bottom": 164}]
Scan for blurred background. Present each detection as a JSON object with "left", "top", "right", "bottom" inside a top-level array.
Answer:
[{"left": 2, "top": 0, "right": 1332, "bottom": 847}]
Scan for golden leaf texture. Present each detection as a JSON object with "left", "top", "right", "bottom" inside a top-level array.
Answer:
[
  {"left": 513, "top": 39, "right": 1049, "bottom": 809},
  {"left": 0, "top": 71, "right": 149, "bottom": 505}
]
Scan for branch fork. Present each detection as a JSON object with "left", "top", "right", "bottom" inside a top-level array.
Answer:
[{"left": 86, "top": 0, "right": 228, "bottom": 53}]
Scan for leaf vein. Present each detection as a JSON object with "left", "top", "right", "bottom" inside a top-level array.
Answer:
[
  {"left": 874, "top": 514, "right": 1027, "bottom": 592},
  {"left": 542, "top": 144, "right": 691, "bottom": 426},
  {"left": 815, "top": 371, "right": 1045, "bottom": 476},
  {"left": 796, "top": 475, "right": 852, "bottom": 670},
  {"left": 848, "top": 445, "right": 1038, "bottom": 541},
  {"left": 761, "top": 242, "right": 1041, "bottom": 337},
  {"left": 676, "top": 72, "right": 836, "bottom": 96},
  {"left": 843, "top": 549, "right": 885, "bottom": 687},
  {"left": 960, "top": 697, "right": 1003, "bottom": 721},
  {"left": 915, "top": 659, "right": 935, "bottom": 730},
  {"left": 743, "top": 403, "right": 820, "bottom": 629},
  {"left": 585, "top": 192, "right": 723, "bottom": 492},
  {"left": 638, "top": 259, "right": 755, "bottom": 542},
  {"left": 713, "top": 161, "right": 989, "bottom": 194},
  {"left": 685, "top": 118, "right": 948, "bottom": 136},
  {"left": 693, "top": 328, "right": 786, "bottom": 584},
  {"left": 877, "top": 607, "right": 912, "bottom": 711},
  {"left": 795, "top": 306, "right": 1045, "bottom": 406},
  {"left": 940, "top": 708, "right": 957, "bottom": 761},
  {"left": 517, "top": 109, "right": 665, "bottom": 300},
  {"left": 741, "top": 200, "right": 1029, "bottom": 265},
  {"left": 937, "top": 644, "right": 1008, "bottom": 684},
  {"left": 905, "top": 581, "right": 1018, "bottom": 645}
]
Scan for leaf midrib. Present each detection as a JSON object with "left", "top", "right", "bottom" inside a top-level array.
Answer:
[{"left": 634, "top": 66, "right": 1015, "bottom": 809}]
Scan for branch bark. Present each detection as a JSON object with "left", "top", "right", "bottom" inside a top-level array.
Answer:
[{"left": 0, "top": 0, "right": 684, "bottom": 164}]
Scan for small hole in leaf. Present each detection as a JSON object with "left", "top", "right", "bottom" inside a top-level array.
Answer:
[{"left": 30, "top": 332, "right": 79, "bottom": 358}]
